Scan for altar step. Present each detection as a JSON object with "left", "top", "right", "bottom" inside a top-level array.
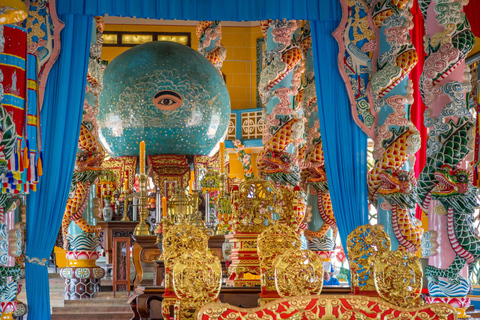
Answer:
[
  {"left": 17, "top": 273, "right": 67, "bottom": 308},
  {"left": 51, "top": 292, "right": 132, "bottom": 320}
]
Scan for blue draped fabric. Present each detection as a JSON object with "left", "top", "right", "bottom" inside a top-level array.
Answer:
[
  {"left": 311, "top": 18, "right": 369, "bottom": 253},
  {"left": 56, "top": 0, "right": 338, "bottom": 21},
  {"left": 25, "top": 14, "right": 92, "bottom": 320}
]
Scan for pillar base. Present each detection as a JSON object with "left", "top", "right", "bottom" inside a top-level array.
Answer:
[{"left": 60, "top": 266, "right": 105, "bottom": 300}]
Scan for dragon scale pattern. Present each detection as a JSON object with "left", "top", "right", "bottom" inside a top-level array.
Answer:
[{"left": 418, "top": 0, "right": 478, "bottom": 300}]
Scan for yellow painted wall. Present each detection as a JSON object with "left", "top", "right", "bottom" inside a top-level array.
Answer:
[
  {"left": 228, "top": 149, "right": 260, "bottom": 180},
  {"left": 101, "top": 24, "right": 264, "bottom": 110},
  {"left": 468, "top": 37, "right": 480, "bottom": 60}
]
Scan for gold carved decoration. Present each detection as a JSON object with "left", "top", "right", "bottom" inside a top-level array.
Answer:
[
  {"left": 257, "top": 223, "right": 301, "bottom": 292},
  {"left": 374, "top": 250, "right": 424, "bottom": 308},
  {"left": 274, "top": 248, "right": 323, "bottom": 297},
  {"left": 172, "top": 250, "right": 222, "bottom": 320},
  {"left": 197, "top": 295, "right": 458, "bottom": 320},
  {"left": 101, "top": 156, "right": 138, "bottom": 191},
  {"left": 194, "top": 154, "right": 229, "bottom": 190},
  {"left": 166, "top": 188, "right": 203, "bottom": 225},
  {"left": 347, "top": 224, "right": 391, "bottom": 292},
  {"left": 162, "top": 224, "right": 209, "bottom": 291},
  {"left": 231, "top": 177, "right": 297, "bottom": 233},
  {"left": 149, "top": 155, "right": 190, "bottom": 197}
]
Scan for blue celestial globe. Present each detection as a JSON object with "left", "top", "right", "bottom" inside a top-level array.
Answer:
[{"left": 98, "top": 41, "right": 231, "bottom": 157}]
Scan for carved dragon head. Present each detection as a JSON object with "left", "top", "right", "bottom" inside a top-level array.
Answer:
[
  {"left": 378, "top": 169, "right": 417, "bottom": 209},
  {"left": 260, "top": 149, "right": 300, "bottom": 186},
  {"left": 72, "top": 123, "right": 104, "bottom": 184},
  {"left": 431, "top": 165, "right": 478, "bottom": 212},
  {"left": 300, "top": 141, "right": 328, "bottom": 193},
  {"left": 305, "top": 165, "right": 328, "bottom": 193}
]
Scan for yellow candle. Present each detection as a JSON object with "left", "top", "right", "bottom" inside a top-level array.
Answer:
[
  {"left": 162, "top": 197, "right": 167, "bottom": 217},
  {"left": 140, "top": 141, "right": 145, "bottom": 174},
  {"left": 124, "top": 177, "right": 128, "bottom": 189},
  {"left": 219, "top": 142, "right": 225, "bottom": 174}
]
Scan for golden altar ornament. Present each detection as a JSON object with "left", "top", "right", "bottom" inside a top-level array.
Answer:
[
  {"left": 374, "top": 250, "right": 424, "bottom": 308},
  {"left": 162, "top": 224, "right": 209, "bottom": 292},
  {"left": 257, "top": 223, "right": 301, "bottom": 293},
  {"left": 134, "top": 173, "right": 152, "bottom": 235},
  {"left": 347, "top": 224, "right": 391, "bottom": 292},
  {"left": 231, "top": 177, "right": 281, "bottom": 233},
  {"left": 166, "top": 187, "right": 203, "bottom": 226},
  {"left": 161, "top": 215, "right": 210, "bottom": 320},
  {"left": 226, "top": 177, "right": 302, "bottom": 287},
  {"left": 172, "top": 250, "right": 222, "bottom": 319},
  {"left": 274, "top": 248, "right": 323, "bottom": 297}
]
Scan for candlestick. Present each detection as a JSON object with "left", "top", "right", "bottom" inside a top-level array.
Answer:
[
  {"left": 140, "top": 141, "right": 145, "bottom": 174},
  {"left": 134, "top": 174, "right": 152, "bottom": 236},
  {"left": 162, "top": 197, "right": 167, "bottom": 217},
  {"left": 219, "top": 142, "right": 225, "bottom": 174},
  {"left": 132, "top": 197, "right": 138, "bottom": 221},
  {"left": 155, "top": 191, "right": 160, "bottom": 223}
]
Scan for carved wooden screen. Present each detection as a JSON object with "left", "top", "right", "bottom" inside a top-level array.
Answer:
[{"left": 113, "top": 237, "right": 131, "bottom": 296}]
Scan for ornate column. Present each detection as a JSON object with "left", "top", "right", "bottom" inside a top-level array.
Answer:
[
  {"left": 257, "top": 19, "right": 304, "bottom": 187},
  {"left": 0, "top": 202, "right": 25, "bottom": 320},
  {"left": 196, "top": 21, "right": 227, "bottom": 72},
  {"left": 297, "top": 22, "right": 337, "bottom": 262},
  {"left": 417, "top": 0, "right": 477, "bottom": 317},
  {"left": 367, "top": 0, "right": 422, "bottom": 253}
]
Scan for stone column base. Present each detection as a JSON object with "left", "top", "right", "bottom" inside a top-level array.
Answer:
[{"left": 60, "top": 267, "right": 105, "bottom": 300}]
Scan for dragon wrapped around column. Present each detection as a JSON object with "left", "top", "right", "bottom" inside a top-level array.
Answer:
[
  {"left": 257, "top": 19, "right": 305, "bottom": 187},
  {"left": 61, "top": 123, "right": 104, "bottom": 249},
  {"left": 296, "top": 22, "right": 337, "bottom": 254},
  {"left": 197, "top": 21, "right": 227, "bottom": 72},
  {"left": 416, "top": 0, "right": 478, "bottom": 314},
  {"left": 367, "top": 0, "right": 423, "bottom": 254}
]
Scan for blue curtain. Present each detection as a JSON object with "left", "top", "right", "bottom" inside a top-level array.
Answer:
[
  {"left": 311, "top": 18, "right": 369, "bottom": 253},
  {"left": 25, "top": 14, "right": 92, "bottom": 320},
  {"left": 56, "top": 0, "right": 339, "bottom": 21}
]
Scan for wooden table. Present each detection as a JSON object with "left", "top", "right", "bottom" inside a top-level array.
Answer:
[
  {"left": 128, "top": 286, "right": 352, "bottom": 320},
  {"left": 97, "top": 221, "right": 138, "bottom": 264},
  {"left": 153, "top": 260, "right": 227, "bottom": 286},
  {"left": 133, "top": 235, "right": 161, "bottom": 288}
]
